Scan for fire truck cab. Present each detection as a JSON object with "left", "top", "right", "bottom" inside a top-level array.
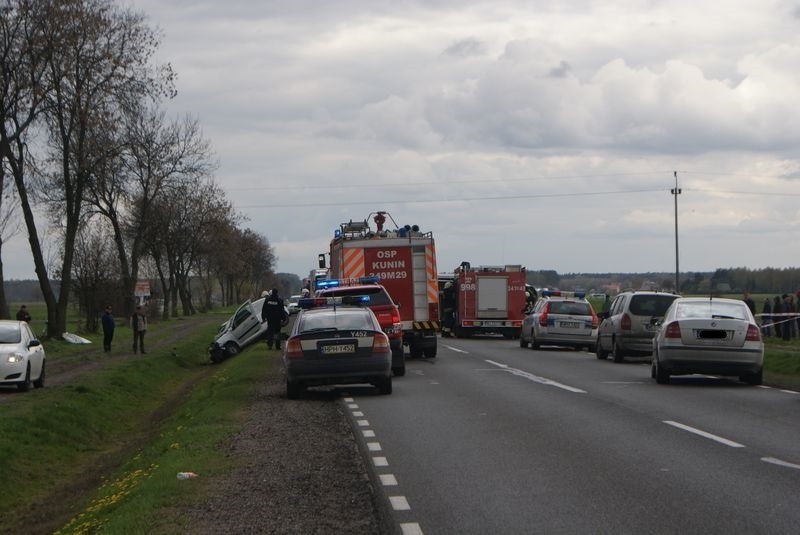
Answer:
[{"left": 451, "top": 262, "right": 527, "bottom": 339}]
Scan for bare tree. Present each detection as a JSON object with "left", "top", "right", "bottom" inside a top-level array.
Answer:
[
  {"left": 23, "top": 0, "right": 173, "bottom": 337},
  {"left": 0, "top": 0, "right": 52, "bottom": 320},
  {"left": 71, "top": 218, "right": 121, "bottom": 332}
]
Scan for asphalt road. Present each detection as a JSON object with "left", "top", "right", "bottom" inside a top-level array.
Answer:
[{"left": 344, "top": 336, "right": 800, "bottom": 535}]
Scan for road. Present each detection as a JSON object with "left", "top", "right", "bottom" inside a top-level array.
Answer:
[{"left": 345, "top": 336, "right": 800, "bottom": 534}]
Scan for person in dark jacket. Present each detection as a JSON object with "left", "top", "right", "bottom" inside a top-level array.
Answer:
[
  {"left": 130, "top": 305, "right": 147, "bottom": 354},
  {"left": 261, "top": 288, "right": 288, "bottom": 350},
  {"left": 761, "top": 298, "right": 772, "bottom": 337},
  {"left": 16, "top": 305, "right": 31, "bottom": 323},
  {"left": 101, "top": 305, "right": 115, "bottom": 352}
]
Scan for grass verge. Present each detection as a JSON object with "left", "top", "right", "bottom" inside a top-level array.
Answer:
[{"left": 0, "top": 313, "right": 269, "bottom": 533}]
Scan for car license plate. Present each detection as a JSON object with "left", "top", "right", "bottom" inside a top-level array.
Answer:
[
  {"left": 560, "top": 321, "right": 580, "bottom": 328},
  {"left": 321, "top": 344, "right": 355, "bottom": 355},
  {"left": 483, "top": 321, "right": 502, "bottom": 326}
]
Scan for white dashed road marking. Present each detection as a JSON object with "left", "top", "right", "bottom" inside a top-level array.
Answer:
[
  {"left": 367, "top": 442, "right": 382, "bottom": 452},
  {"left": 373, "top": 456, "right": 389, "bottom": 467},
  {"left": 380, "top": 474, "right": 398, "bottom": 486},
  {"left": 390, "top": 496, "right": 411, "bottom": 511},
  {"left": 663, "top": 421, "right": 745, "bottom": 448},
  {"left": 444, "top": 345, "right": 468, "bottom": 353},
  {"left": 362, "top": 430, "right": 376, "bottom": 438},
  {"left": 762, "top": 457, "right": 800, "bottom": 470},
  {"left": 401, "top": 522, "right": 424, "bottom": 535},
  {"left": 357, "top": 419, "right": 369, "bottom": 427}
]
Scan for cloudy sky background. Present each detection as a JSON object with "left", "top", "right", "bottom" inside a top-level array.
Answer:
[{"left": 11, "top": 0, "right": 800, "bottom": 280}]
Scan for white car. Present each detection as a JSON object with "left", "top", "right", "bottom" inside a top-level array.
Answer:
[
  {"left": 286, "top": 295, "right": 303, "bottom": 315},
  {"left": 0, "top": 320, "right": 45, "bottom": 391},
  {"left": 651, "top": 297, "right": 764, "bottom": 385},
  {"left": 208, "top": 297, "right": 289, "bottom": 363},
  {"left": 520, "top": 293, "right": 598, "bottom": 351}
]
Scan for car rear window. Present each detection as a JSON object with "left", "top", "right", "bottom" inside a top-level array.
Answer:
[
  {"left": 549, "top": 301, "right": 592, "bottom": 315},
  {"left": 629, "top": 295, "right": 678, "bottom": 316},
  {"left": 318, "top": 286, "right": 393, "bottom": 306},
  {"left": 299, "top": 309, "right": 375, "bottom": 332},
  {"left": 675, "top": 301, "right": 749, "bottom": 320}
]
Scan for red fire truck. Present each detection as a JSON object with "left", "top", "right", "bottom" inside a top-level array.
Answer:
[
  {"left": 323, "top": 211, "right": 440, "bottom": 358},
  {"left": 451, "top": 262, "right": 527, "bottom": 338}
]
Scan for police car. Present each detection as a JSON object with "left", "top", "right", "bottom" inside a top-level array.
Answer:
[
  {"left": 283, "top": 296, "right": 392, "bottom": 399},
  {"left": 520, "top": 291, "right": 599, "bottom": 351}
]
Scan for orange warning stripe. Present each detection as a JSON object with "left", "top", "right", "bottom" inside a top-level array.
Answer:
[
  {"left": 426, "top": 244, "right": 438, "bottom": 304},
  {"left": 342, "top": 248, "right": 365, "bottom": 280}
]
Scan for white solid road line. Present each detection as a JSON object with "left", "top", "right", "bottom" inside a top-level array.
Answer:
[
  {"left": 485, "top": 360, "right": 587, "bottom": 393},
  {"left": 663, "top": 420, "right": 746, "bottom": 448}
]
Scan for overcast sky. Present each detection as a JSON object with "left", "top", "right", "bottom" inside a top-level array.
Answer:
[{"left": 8, "top": 0, "right": 800, "bottom": 280}]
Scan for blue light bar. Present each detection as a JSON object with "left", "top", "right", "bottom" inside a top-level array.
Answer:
[
  {"left": 334, "top": 229, "right": 341, "bottom": 238},
  {"left": 574, "top": 291, "right": 586, "bottom": 299},
  {"left": 342, "top": 295, "right": 371, "bottom": 305},
  {"left": 315, "top": 279, "right": 339, "bottom": 289},
  {"left": 358, "top": 275, "right": 380, "bottom": 284}
]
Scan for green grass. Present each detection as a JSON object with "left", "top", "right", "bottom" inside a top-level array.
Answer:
[{"left": 0, "top": 311, "right": 269, "bottom": 533}]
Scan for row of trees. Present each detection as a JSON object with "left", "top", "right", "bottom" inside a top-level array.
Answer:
[{"left": 1, "top": 0, "right": 276, "bottom": 336}]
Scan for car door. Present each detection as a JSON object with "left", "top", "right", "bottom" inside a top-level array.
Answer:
[
  {"left": 598, "top": 295, "right": 625, "bottom": 350},
  {"left": 22, "top": 323, "right": 44, "bottom": 379},
  {"left": 230, "top": 300, "right": 263, "bottom": 347}
]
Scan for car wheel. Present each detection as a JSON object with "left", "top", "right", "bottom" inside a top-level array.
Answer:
[
  {"left": 225, "top": 343, "right": 240, "bottom": 357},
  {"left": 596, "top": 339, "right": 609, "bottom": 360},
  {"left": 741, "top": 369, "right": 763, "bottom": 386},
  {"left": 519, "top": 334, "right": 528, "bottom": 348},
  {"left": 654, "top": 357, "right": 670, "bottom": 384},
  {"left": 33, "top": 361, "right": 45, "bottom": 389},
  {"left": 612, "top": 339, "right": 625, "bottom": 363},
  {"left": 375, "top": 376, "right": 392, "bottom": 395},
  {"left": 530, "top": 334, "right": 540, "bottom": 350},
  {"left": 286, "top": 380, "right": 303, "bottom": 399},
  {"left": 17, "top": 364, "right": 31, "bottom": 392}
]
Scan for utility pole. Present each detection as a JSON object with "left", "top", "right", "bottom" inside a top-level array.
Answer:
[{"left": 671, "top": 171, "right": 681, "bottom": 293}]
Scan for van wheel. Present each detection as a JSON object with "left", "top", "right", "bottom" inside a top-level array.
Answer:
[
  {"left": 225, "top": 343, "right": 240, "bottom": 357},
  {"left": 596, "top": 340, "right": 609, "bottom": 360},
  {"left": 612, "top": 340, "right": 624, "bottom": 363}
]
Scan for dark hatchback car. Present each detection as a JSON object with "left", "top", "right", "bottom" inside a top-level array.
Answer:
[{"left": 283, "top": 301, "right": 392, "bottom": 399}]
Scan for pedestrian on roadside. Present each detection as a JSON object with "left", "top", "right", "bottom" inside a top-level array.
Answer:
[
  {"left": 773, "top": 296, "right": 784, "bottom": 339},
  {"left": 101, "top": 305, "right": 115, "bottom": 352},
  {"left": 782, "top": 294, "right": 792, "bottom": 341},
  {"left": 15, "top": 304, "right": 31, "bottom": 323},
  {"left": 743, "top": 291, "right": 755, "bottom": 315},
  {"left": 130, "top": 305, "right": 147, "bottom": 354},
  {"left": 761, "top": 297, "right": 772, "bottom": 337},
  {"left": 261, "top": 288, "right": 288, "bottom": 350}
]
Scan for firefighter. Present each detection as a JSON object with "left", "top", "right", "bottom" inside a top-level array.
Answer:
[
  {"left": 262, "top": 288, "right": 288, "bottom": 350},
  {"left": 441, "top": 281, "right": 456, "bottom": 337}
]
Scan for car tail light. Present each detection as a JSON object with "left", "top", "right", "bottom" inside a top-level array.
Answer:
[
  {"left": 620, "top": 313, "right": 631, "bottom": 331},
  {"left": 745, "top": 324, "right": 761, "bottom": 342},
  {"left": 539, "top": 304, "right": 550, "bottom": 327},
  {"left": 590, "top": 308, "right": 599, "bottom": 329},
  {"left": 373, "top": 334, "right": 390, "bottom": 353},
  {"left": 664, "top": 321, "right": 681, "bottom": 338},
  {"left": 285, "top": 338, "right": 303, "bottom": 358}
]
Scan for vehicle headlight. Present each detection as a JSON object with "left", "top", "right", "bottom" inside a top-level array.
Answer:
[{"left": 7, "top": 353, "right": 25, "bottom": 363}]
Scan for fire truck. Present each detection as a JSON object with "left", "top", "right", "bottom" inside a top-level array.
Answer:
[
  {"left": 322, "top": 211, "right": 440, "bottom": 358},
  {"left": 450, "top": 262, "right": 527, "bottom": 338}
]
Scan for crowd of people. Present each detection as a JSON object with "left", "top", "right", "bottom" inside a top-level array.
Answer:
[{"left": 753, "top": 291, "right": 800, "bottom": 341}]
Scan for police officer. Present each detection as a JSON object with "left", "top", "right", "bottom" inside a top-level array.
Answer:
[
  {"left": 441, "top": 281, "right": 456, "bottom": 337},
  {"left": 262, "top": 288, "right": 288, "bottom": 350}
]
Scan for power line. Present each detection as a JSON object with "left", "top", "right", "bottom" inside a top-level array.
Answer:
[{"left": 237, "top": 188, "right": 665, "bottom": 209}]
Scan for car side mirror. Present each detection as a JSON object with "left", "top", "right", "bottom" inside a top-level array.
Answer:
[{"left": 29, "top": 340, "right": 41, "bottom": 348}]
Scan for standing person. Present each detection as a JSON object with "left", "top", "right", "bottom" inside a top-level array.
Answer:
[
  {"left": 261, "top": 288, "right": 288, "bottom": 350},
  {"left": 130, "top": 305, "right": 147, "bottom": 354},
  {"left": 16, "top": 305, "right": 31, "bottom": 323},
  {"left": 101, "top": 306, "right": 115, "bottom": 352},
  {"left": 440, "top": 281, "right": 456, "bottom": 337},
  {"left": 781, "top": 294, "right": 792, "bottom": 341},
  {"left": 761, "top": 297, "right": 772, "bottom": 337},
  {"left": 773, "top": 296, "right": 784, "bottom": 339},
  {"left": 743, "top": 291, "right": 756, "bottom": 315}
]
